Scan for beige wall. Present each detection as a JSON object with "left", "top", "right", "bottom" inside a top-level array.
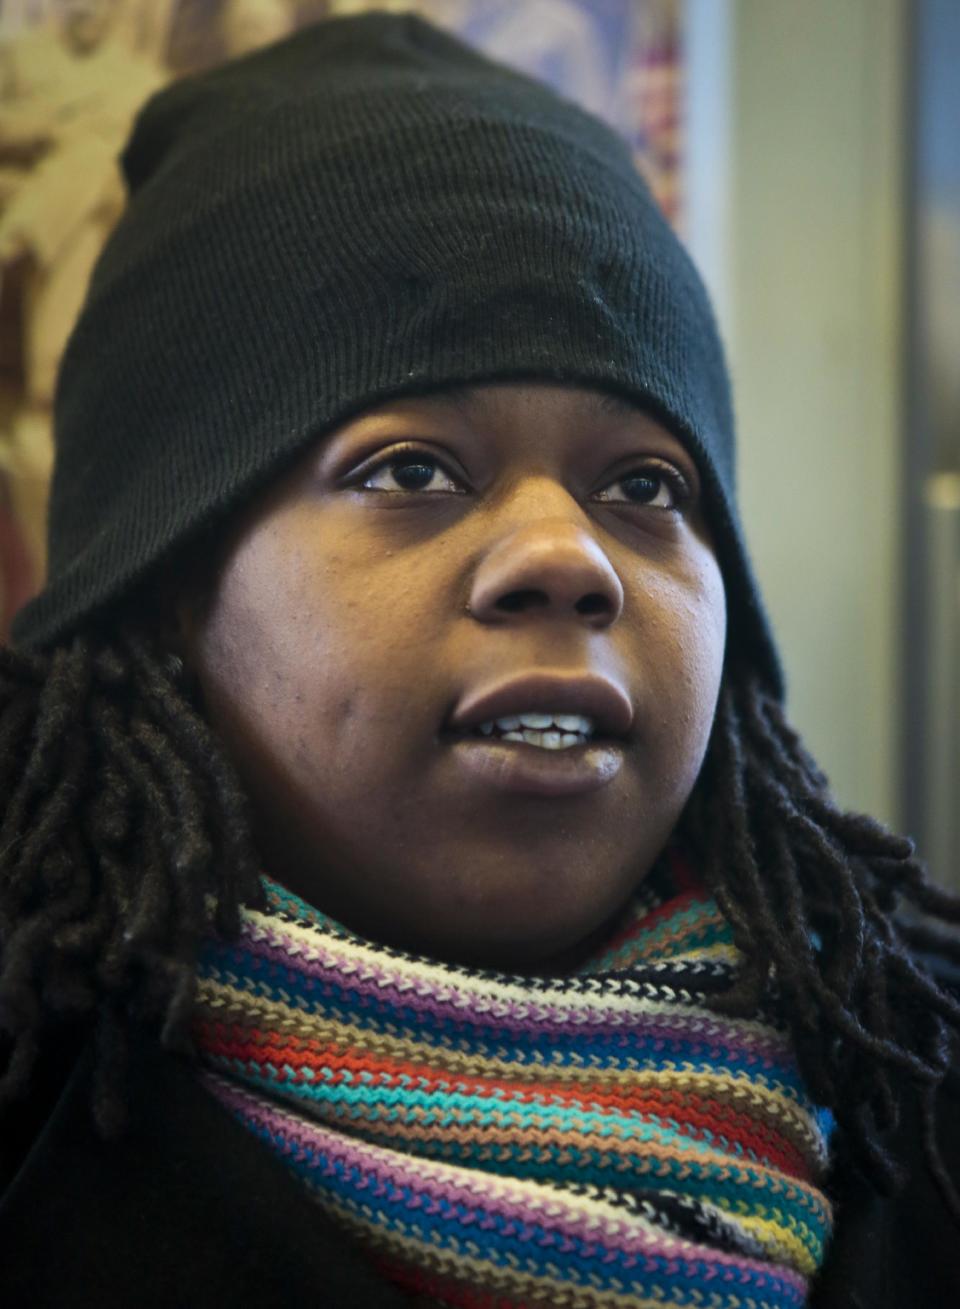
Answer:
[{"left": 722, "top": 0, "right": 905, "bottom": 824}]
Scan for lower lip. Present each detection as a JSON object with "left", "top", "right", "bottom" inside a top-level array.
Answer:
[{"left": 445, "top": 735, "right": 624, "bottom": 797}]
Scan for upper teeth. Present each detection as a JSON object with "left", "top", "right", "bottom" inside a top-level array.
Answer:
[{"left": 477, "top": 712, "right": 594, "bottom": 736}]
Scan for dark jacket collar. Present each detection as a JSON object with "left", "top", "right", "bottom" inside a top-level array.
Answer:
[{"left": 0, "top": 1027, "right": 407, "bottom": 1307}]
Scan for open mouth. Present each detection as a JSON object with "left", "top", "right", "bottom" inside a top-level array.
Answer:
[
  {"left": 447, "top": 713, "right": 623, "bottom": 796},
  {"left": 467, "top": 711, "right": 595, "bottom": 750},
  {"left": 445, "top": 672, "right": 633, "bottom": 773}
]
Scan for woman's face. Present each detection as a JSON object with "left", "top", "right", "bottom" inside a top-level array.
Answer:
[{"left": 179, "top": 383, "right": 726, "bottom": 970}]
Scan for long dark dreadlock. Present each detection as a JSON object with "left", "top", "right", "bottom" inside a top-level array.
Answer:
[
  {"left": 681, "top": 672, "right": 960, "bottom": 1217},
  {"left": 0, "top": 626, "right": 262, "bottom": 1135},
  {"left": 1, "top": 622, "right": 959, "bottom": 1214}
]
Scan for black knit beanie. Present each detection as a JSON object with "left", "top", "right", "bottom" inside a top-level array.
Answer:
[{"left": 11, "top": 11, "right": 782, "bottom": 695}]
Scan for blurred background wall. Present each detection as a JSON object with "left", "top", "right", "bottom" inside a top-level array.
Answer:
[
  {"left": 685, "top": 0, "right": 959, "bottom": 886},
  {"left": 1, "top": 0, "right": 957, "bottom": 881},
  {"left": 689, "top": 0, "right": 906, "bottom": 830}
]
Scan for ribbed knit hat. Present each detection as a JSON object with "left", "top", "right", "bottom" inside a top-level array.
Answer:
[{"left": 11, "top": 11, "right": 782, "bottom": 695}]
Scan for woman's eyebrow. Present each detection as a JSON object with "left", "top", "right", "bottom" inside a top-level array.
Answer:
[{"left": 587, "top": 391, "right": 642, "bottom": 420}]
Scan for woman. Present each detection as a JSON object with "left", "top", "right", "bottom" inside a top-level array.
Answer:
[{"left": 1, "top": 13, "right": 957, "bottom": 1307}]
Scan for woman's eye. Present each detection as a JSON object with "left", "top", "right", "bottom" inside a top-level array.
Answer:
[
  {"left": 594, "top": 464, "right": 688, "bottom": 511},
  {"left": 359, "top": 453, "right": 464, "bottom": 494}
]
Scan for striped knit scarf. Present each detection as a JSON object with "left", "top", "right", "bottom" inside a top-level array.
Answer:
[{"left": 192, "top": 858, "right": 834, "bottom": 1308}]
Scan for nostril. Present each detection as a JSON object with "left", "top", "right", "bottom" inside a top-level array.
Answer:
[
  {"left": 576, "top": 593, "right": 611, "bottom": 616},
  {"left": 497, "top": 589, "right": 547, "bottom": 613}
]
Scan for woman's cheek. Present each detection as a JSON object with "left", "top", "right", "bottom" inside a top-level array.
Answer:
[{"left": 648, "top": 568, "right": 725, "bottom": 785}]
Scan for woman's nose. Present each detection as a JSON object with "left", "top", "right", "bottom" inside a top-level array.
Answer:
[{"left": 467, "top": 519, "right": 624, "bottom": 629}]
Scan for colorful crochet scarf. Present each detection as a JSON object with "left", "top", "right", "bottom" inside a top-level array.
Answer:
[{"left": 192, "top": 858, "right": 834, "bottom": 1308}]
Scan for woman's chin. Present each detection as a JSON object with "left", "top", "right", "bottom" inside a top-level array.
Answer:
[
  {"left": 368, "top": 896, "right": 632, "bottom": 975},
  {"left": 267, "top": 840, "right": 652, "bottom": 973}
]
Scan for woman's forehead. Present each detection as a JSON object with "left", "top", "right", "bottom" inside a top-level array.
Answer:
[{"left": 326, "top": 381, "right": 683, "bottom": 452}]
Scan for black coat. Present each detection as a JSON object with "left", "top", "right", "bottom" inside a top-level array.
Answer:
[{"left": 1, "top": 1024, "right": 959, "bottom": 1308}]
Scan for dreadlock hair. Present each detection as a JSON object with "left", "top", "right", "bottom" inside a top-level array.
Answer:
[
  {"left": 0, "top": 623, "right": 262, "bottom": 1136},
  {"left": 682, "top": 675, "right": 960, "bottom": 1220},
  {"left": 1, "top": 621, "right": 959, "bottom": 1214}
]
